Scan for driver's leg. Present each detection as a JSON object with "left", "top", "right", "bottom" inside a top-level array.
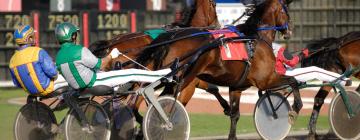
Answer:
[{"left": 93, "top": 69, "right": 171, "bottom": 87}]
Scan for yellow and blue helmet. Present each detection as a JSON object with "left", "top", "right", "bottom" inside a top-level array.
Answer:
[{"left": 14, "top": 25, "right": 35, "bottom": 45}]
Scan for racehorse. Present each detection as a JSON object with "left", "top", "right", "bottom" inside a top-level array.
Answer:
[
  {"left": 301, "top": 31, "right": 360, "bottom": 139},
  {"left": 135, "top": 0, "right": 296, "bottom": 139},
  {"left": 88, "top": 0, "right": 228, "bottom": 128}
]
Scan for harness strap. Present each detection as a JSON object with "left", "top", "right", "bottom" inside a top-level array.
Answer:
[
  {"left": 233, "top": 61, "right": 251, "bottom": 88},
  {"left": 257, "top": 22, "right": 289, "bottom": 31}
]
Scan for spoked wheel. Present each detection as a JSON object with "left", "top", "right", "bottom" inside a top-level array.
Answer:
[
  {"left": 14, "top": 102, "right": 57, "bottom": 140},
  {"left": 64, "top": 100, "right": 111, "bottom": 140},
  {"left": 143, "top": 96, "right": 190, "bottom": 140},
  {"left": 254, "top": 92, "right": 291, "bottom": 140},
  {"left": 102, "top": 99, "right": 136, "bottom": 140},
  {"left": 329, "top": 90, "right": 360, "bottom": 140}
]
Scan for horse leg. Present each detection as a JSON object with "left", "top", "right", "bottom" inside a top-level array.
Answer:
[
  {"left": 178, "top": 78, "right": 199, "bottom": 106},
  {"left": 308, "top": 86, "right": 331, "bottom": 140},
  {"left": 228, "top": 88, "right": 241, "bottom": 140},
  {"left": 196, "top": 80, "right": 230, "bottom": 116},
  {"left": 131, "top": 96, "right": 144, "bottom": 140},
  {"left": 287, "top": 77, "right": 303, "bottom": 125}
]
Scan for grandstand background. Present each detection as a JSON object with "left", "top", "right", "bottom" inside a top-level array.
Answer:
[{"left": 0, "top": 0, "right": 360, "bottom": 85}]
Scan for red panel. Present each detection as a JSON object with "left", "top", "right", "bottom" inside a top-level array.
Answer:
[
  {"left": 82, "top": 12, "right": 89, "bottom": 47},
  {"left": 99, "top": 0, "right": 120, "bottom": 11},
  {"left": 0, "top": 0, "right": 21, "bottom": 12},
  {"left": 131, "top": 12, "right": 136, "bottom": 33},
  {"left": 32, "top": 12, "right": 40, "bottom": 47}
]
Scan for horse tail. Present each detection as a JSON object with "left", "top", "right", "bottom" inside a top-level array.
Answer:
[
  {"left": 89, "top": 40, "right": 110, "bottom": 58},
  {"left": 301, "top": 37, "right": 346, "bottom": 73}
]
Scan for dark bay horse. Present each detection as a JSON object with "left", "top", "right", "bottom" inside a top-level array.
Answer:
[
  {"left": 301, "top": 31, "right": 360, "bottom": 139},
  {"left": 135, "top": 0, "right": 296, "bottom": 139},
  {"left": 89, "top": 0, "right": 229, "bottom": 123}
]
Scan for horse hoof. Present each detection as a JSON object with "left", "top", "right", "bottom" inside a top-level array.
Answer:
[
  {"left": 50, "top": 123, "right": 59, "bottom": 134},
  {"left": 288, "top": 111, "right": 298, "bottom": 125},
  {"left": 307, "top": 133, "right": 317, "bottom": 140}
]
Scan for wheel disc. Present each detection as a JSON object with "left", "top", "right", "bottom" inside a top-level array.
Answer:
[
  {"left": 65, "top": 101, "right": 111, "bottom": 140},
  {"left": 14, "top": 102, "right": 57, "bottom": 140},
  {"left": 254, "top": 92, "right": 291, "bottom": 140},
  {"left": 329, "top": 90, "right": 360, "bottom": 140},
  {"left": 143, "top": 96, "right": 190, "bottom": 140}
]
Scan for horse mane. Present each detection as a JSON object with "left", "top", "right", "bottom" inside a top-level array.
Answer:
[
  {"left": 338, "top": 31, "right": 360, "bottom": 46},
  {"left": 236, "top": 1, "right": 270, "bottom": 36},
  {"left": 88, "top": 40, "right": 109, "bottom": 58},
  {"left": 301, "top": 37, "right": 346, "bottom": 73},
  {"left": 136, "top": 28, "right": 206, "bottom": 69}
]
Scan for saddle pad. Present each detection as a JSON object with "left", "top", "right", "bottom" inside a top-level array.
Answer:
[
  {"left": 209, "top": 29, "right": 249, "bottom": 60},
  {"left": 144, "top": 29, "right": 166, "bottom": 39}
]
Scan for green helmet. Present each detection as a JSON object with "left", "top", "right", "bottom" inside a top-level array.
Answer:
[{"left": 55, "top": 22, "right": 79, "bottom": 43}]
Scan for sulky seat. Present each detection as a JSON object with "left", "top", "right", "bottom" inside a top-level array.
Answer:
[{"left": 80, "top": 85, "right": 114, "bottom": 96}]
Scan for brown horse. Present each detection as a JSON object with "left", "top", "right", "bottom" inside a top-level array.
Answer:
[
  {"left": 135, "top": 0, "right": 296, "bottom": 139},
  {"left": 301, "top": 31, "right": 360, "bottom": 139},
  {"left": 89, "top": 0, "right": 229, "bottom": 123}
]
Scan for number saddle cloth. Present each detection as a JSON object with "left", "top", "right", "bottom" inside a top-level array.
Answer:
[{"left": 209, "top": 29, "right": 250, "bottom": 61}]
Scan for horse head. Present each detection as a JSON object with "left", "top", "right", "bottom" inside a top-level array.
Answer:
[
  {"left": 258, "top": 0, "right": 292, "bottom": 40},
  {"left": 189, "top": 0, "right": 220, "bottom": 27},
  {"left": 274, "top": 0, "right": 293, "bottom": 39},
  {"left": 238, "top": 0, "right": 292, "bottom": 41}
]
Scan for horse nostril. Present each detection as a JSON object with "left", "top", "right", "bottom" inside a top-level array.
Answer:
[{"left": 283, "top": 34, "right": 290, "bottom": 40}]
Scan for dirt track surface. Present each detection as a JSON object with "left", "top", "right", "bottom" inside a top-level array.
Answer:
[{"left": 191, "top": 130, "right": 340, "bottom": 140}]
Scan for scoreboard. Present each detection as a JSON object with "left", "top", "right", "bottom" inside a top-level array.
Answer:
[
  {"left": 90, "top": 11, "right": 131, "bottom": 41},
  {"left": 0, "top": 12, "right": 32, "bottom": 47},
  {"left": 39, "top": 12, "right": 82, "bottom": 48},
  {"left": 46, "top": 12, "right": 80, "bottom": 30}
]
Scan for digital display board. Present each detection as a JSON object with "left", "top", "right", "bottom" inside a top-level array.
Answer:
[
  {"left": 90, "top": 11, "right": 130, "bottom": 41},
  {"left": 0, "top": 13, "right": 32, "bottom": 47},
  {"left": 39, "top": 11, "right": 82, "bottom": 47}
]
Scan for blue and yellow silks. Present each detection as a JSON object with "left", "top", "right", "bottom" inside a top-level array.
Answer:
[{"left": 9, "top": 46, "right": 57, "bottom": 96}]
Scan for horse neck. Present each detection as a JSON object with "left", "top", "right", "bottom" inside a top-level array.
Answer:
[
  {"left": 190, "top": 0, "right": 219, "bottom": 27},
  {"left": 259, "top": 3, "right": 277, "bottom": 43},
  {"left": 258, "top": 30, "right": 276, "bottom": 43}
]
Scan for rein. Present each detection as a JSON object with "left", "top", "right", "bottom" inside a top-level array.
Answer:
[{"left": 257, "top": 22, "right": 289, "bottom": 31}]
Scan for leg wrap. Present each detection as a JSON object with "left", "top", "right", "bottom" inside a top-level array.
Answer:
[
  {"left": 206, "top": 84, "right": 219, "bottom": 94},
  {"left": 314, "top": 97, "right": 325, "bottom": 106}
]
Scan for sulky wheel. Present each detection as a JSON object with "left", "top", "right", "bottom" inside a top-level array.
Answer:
[
  {"left": 329, "top": 90, "right": 360, "bottom": 140},
  {"left": 254, "top": 92, "right": 292, "bottom": 140},
  {"left": 14, "top": 102, "right": 57, "bottom": 140},
  {"left": 143, "top": 96, "right": 190, "bottom": 140},
  {"left": 64, "top": 100, "right": 111, "bottom": 140}
]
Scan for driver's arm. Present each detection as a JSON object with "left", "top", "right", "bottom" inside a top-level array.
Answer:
[{"left": 82, "top": 47, "right": 120, "bottom": 71}]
